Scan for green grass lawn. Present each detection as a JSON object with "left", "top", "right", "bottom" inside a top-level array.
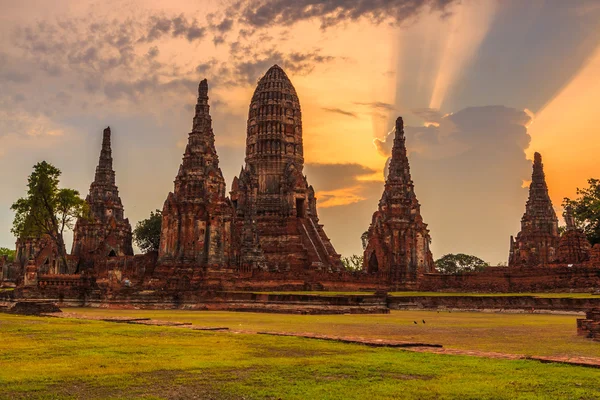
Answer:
[
  {"left": 64, "top": 309, "right": 600, "bottom": 358},
  {"left": 1, "top": 313, "right": 599, "bottom": 400}
]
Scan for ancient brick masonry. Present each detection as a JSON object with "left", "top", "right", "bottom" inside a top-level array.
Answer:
[
  {"left": 72, "top": 127, "right": 134, "bottom": 262},
  {"left": 157, "top": 79, "right": 234, "bottom": 270},
  {"left": 230, "top": 65, "right": 342, "bottom": 272},
  {"left": 509, "top": 152, "right": 559, "bottom": 267},
  {"left": 363, "top": 117, "right": 434, "bottom": 287},
  {"left": 556, "top": 207, "right": 591, "bottom": 264},
  {"left": 577, "top": 309, "right": 600, "bottom": 341}
]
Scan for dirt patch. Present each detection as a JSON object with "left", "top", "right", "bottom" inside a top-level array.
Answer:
[{"left": 9, "top": 301, "right": 61, "bottom": 316}]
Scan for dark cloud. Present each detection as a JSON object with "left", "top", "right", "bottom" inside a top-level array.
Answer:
[
  {"left": 215, "top": 18, "right": 234, "bottom": 33},
  {"left": 196, "top": 59, "right": 218, "bottom": 75},
  {"left": 354, "top": 101, "right": 396, "bottom": 111},
  {"left": 232, "top": 0, "right": 458, "bottom": 30},
  {"left": 411, "top": 107, "right": 444, "bottom": 124},
  {"left": 375, "top": 106, "right": 531, "bottom": 159},
  {"left": 305, "top": 163, "right": 376, "bottom": 192},
  {"left": 143, "top": 14, "right": 206, "bottom": 42},
  {"left": 322, "top": 107, "right": 358, "bottom": 118},
  {"left": 229, "top": 48, "right": 335, "bottom": 85}
]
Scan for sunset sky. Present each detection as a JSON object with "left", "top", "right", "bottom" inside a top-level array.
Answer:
[{"left": 0, "top": 0, "right": 599, "bottom": 263}]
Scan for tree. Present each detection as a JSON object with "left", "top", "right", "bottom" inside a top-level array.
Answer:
[
  {"left": 435, "top": 253, "right": 489, "bottom": 274},
  {"left": 11, "top": 161, "right": 88, "bottom": 273},
  {"left": 341, "top": 254, "right": 363, "bottom": 272},
  {"left": 0, "top": 247, "right": 15, "bottom": 262},
  {"left": 563, "top": 178, "right": 600, "bottom": 245},
  {"left": 133, "top": 210, "right": 162, "bottom": 253}
]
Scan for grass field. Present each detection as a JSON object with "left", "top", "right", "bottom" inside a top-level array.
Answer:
[
  {"left": 1, "top": 313, "right": 600, "bottom": 400},
  {"left": 63, "top": 308, "right": 600, "bottom": 358}
]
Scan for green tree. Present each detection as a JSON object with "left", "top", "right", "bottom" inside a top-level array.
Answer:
[
  {"left": 0, "top": 247, "right": 15, "bottom": 262},
  {"left": 11, "top": 161, "right": 87, "bottom": 273},
  {"left": 435, "top": 253, "right": 489, "bottom": 274},
  {"left": 341, "top": 254, "right": 363, "bottom": 271},
  {"left": 563, "top": 178, "right": 600, "bottom": 245},
  {"left": 133, "top": 210, "right": 162, "bottom": 253}
]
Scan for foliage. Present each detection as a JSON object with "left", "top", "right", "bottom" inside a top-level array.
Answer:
[
  {"left": 10, "top": 161, "right": 87, "bottom": 271},
  {"left": 0, "top": 247, "right": 15, "bottom": 262},
  {"left": 341, "top": 254, "right": 363, "bottom": 271},
  {"left": 434, "top": 253, "right": 489, "bottom": 274},
  {"left": 563, "top": 178, "right": 600, "bottom": 245},
  {"left": 133, "top": 209, "right": 162, "bottom": 253}
]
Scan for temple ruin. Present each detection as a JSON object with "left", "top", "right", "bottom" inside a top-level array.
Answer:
[
  {"left": 509, "top": 153, "right": 560, "bottom": 267},
  {"left": 72, "top": 127, "right": 134, "bottom": 265},
  {"left": 230, "top": 65, "right": 342, "bottom": 273},
  {"left": 2, "top": 66, "right": 599, "bottom": 299},
  {"left": 362, "top": 117, "right": 435, "bottom": 288},
  {"left": 155, "top": 79, "right": 235, "bottom": 286}
]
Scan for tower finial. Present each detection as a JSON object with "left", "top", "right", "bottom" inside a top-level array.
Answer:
[{"left": 199, "top": 79, "right": 208, "bottom": 97}]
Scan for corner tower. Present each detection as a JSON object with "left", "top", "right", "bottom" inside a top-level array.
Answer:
[
  {"left": 509, "top": 152, "right": 559, "bottom": 266},
  {"left": 72, "top": 127, "right": 134, "bottom": 260},
  {"left": 231, "top": 65, "right": 341, "bottom": 272},
  {"left": 363, "top": 117, "right": 434, "bottom": 288}
]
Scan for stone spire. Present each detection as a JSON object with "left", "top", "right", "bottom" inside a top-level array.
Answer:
[
  {"left": 158, "top": 78, "right": 232, "bottom": 267},
  {"left": 88, "top": 127, "right": 123, "bottom": 221},
  {"left": 72, "top": 126, "right": 133, "bottom": 259},
  {"left": 509, "top": 152, "right": 559, "bottom": 266},
  {"left": 174, "top": 79, "right": 224, "bottom": 201},
  {"left": 385, "top": 117, "right": 415, "bottom": 195},
  {"left": 522, "top": 152, "right": 557, "bottom": 225},
  {"left": 363, "top": 116, "right": 434, "bottom": 288},
  {"left": 94, "top": 127, "right": 115, "bottom": 186}
]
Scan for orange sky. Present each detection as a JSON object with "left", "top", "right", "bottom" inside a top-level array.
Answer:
[{"left": 0, "top": 0, "right": 599, "bottom": 263}]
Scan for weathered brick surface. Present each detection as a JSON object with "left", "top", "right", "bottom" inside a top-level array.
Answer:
[
  {"left": 72, "top": 127, "right": 133, "bottom": 262},
  {"left": 230, "top": 65, "right": 342, "bottom": 273},
  {"left": 577, "top": 308, "right": 600, "bottom": 341},
  {"left": 363, "top": 117, "right": 434, "bottom": 288},
  {"left": 509, "top": 153, "right": 560, "bottom": 267}
]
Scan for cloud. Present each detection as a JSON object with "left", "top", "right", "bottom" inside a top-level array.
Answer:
[
  {"left": 304, "top": 163, "right": 381, "bottom": 208},
  {"left": 234, "top": 0, "right": 458, "bottom": 30},
  {"left": 321, "top": 107, "right": 358, "bottom": 118},
  {"left": 228, "top": 48, "right": 336, "bottom": 85},
  {"left": 354, "top": 101, "right": 396, "bottom": 111},
  {"left": 142, "top": 14, "right": 206, "bottom": 42},
  {"left": 305, "top": 163, "right": 377, "bottom": 191},
  {"left": 375, "top": 106, "right": 531, "bottom": 159}
]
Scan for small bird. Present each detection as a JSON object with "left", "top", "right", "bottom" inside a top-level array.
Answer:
[
  {"left": 422, "top": 320, "right": 426, "bottom": 324},
  {"left": 413, "top": 321, "right": 417, "bottom": 324}
]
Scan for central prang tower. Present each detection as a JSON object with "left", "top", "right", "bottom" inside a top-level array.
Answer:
[{"left": 231, "top": 65, "right": 341, "bottom": 272}]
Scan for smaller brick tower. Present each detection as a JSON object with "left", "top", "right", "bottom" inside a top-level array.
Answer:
[
  {"left": 72, "top": 127, "right": 133, "bottom": 261},
  {"left": 363, "top": 117, "right": 434, "bottom": 288},
  {"left": 556, "top": 206, "right": 591, "bottom": 264},
  {"left": 157, "top": 79, "right": 234, "bottom": 269},
  {"left": 509, "top": 152, "right": 559, "bottom": 267}
]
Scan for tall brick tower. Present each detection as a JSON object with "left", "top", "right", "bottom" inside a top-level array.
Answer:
[
  {"left": 363, "top": 117, "right": 434, "bottom": 287},
  {"left": 158, "top": 79, "right": 234, "bottom": 267},
  {"left": 231, "top": 65, "right": 341, "bottom": 272},
  {"left": 509, "top": 152, "right": 559, "bottom": 266},
  {"left": 72, "top": 127, "right": 134, "bottom": 260}
]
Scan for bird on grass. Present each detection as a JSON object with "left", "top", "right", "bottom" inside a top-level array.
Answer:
[
  {"left": 413, "top": 321, "right": 417, "bottom": 324},
  {"left": 422, "top": 320, "right": 426, "bottom": 324}
]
